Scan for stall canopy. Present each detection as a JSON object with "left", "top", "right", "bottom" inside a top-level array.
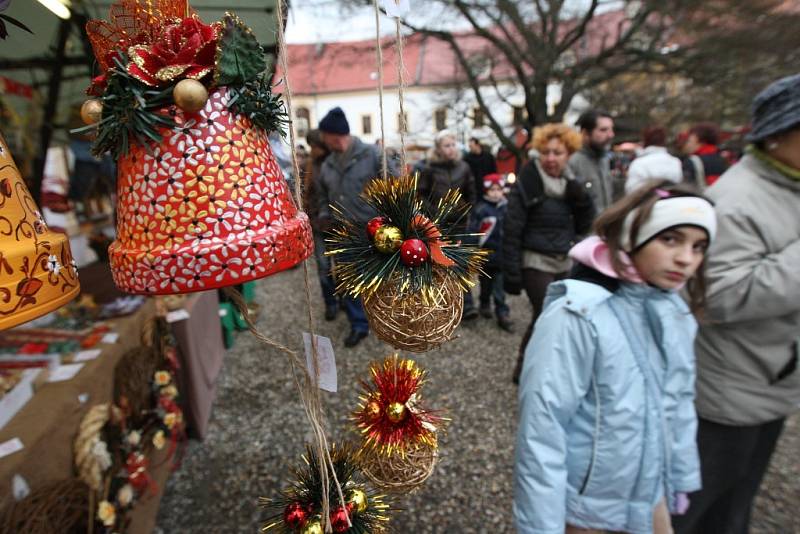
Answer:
[{"left": 0, "top": 0, "right": 280, "bottom": 199}]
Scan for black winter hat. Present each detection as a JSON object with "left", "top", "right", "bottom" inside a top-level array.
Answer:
[
  {"left": 319, "top": 107, "right": 350, "bottom": 135},
  {"left": 747, "top": 73, "right": 800, "bottom": 142}
]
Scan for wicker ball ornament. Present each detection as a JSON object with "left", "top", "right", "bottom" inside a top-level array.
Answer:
[
  {"left": 363, "top": 268, "right": 463, "bottom": 353},
  {"left": 360, "top": 444, "right": 439, "bottom": 494}
]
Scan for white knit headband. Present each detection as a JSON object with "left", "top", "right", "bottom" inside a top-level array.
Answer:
[{"left": 621, "top": 196, "right": 717, "bottom": 252}]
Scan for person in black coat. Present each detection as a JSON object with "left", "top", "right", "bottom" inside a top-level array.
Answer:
[
  {"left": 502, "top": 123, "right": 595, "bottom": 383},
  {"left": 464, "top": 136, "right": 497, "bottom": 193}
]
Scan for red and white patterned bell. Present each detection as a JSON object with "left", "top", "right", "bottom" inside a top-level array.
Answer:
[{"left": 109, "top": 88, "right": 312, "bottom": 294}]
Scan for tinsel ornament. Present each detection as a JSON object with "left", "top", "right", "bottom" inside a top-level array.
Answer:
[
  {"left": 80, "top": 99, "right": 103, "bottom": 125},
  {"left": 352, "top": 355, "right": 446, "bottom": 493},
  {"left": 260, "top": 444, "right": 390, "bottom": 533},
  {"left": 172, "top": 79, "right": 209, "bottom": 112},
  {"left": 326, "top": 176, "right": 487, "bottom": 352},
  {"left": 372, "top": 225, "right": 402, "bottom": 254}
]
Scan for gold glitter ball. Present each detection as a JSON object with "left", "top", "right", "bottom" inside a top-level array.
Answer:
[
  {"left": 386, "top": 401, "right": 406, "bottom": 423},
  {"left": 173, "top": 79, "right": 209, "bottom": 113},
  {"left": 373, "top": 225, "right": 403, "bottom": 254},
  {"left": 346, "top": 488, "right": 369, "bottom": 514},
  {"left": 300, "top": 518, "right": 324, "bottom": 534},
  {"left": 80, "top": 99, "right": 103, "bottom": 125},
  {"left": 366, "top": 400, "right": 382, "bottom": 419}
]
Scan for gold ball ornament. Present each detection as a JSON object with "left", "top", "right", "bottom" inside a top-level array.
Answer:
[
  {"left": 173, "top": 79, "right": 209, "bottom": 113},
  {"left": 80, "top": 99, "right": 103, "bottom": 125},
  {"left": 300, "top": 518, "right": 324, "bottom": 534},
  {"left": 386, "top": 401, "right": 406, "bottom": 423},
  {"left": 346, "top": 488, "right": 369, "bottom": 514},
  {"left": 373, "top": 225, "right": 403, "bottom": 254}
]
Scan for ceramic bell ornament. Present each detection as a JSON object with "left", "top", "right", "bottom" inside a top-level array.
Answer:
[
  {"left": 82, "top": 1, "right": 313, "bottom": 295},
  {"left": 0, "top": 134, "right": 80, "bottom": 330}
]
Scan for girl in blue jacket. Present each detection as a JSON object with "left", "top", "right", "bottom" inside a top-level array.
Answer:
[{"left": 514, "top": 182, "right": 717, "bottom": 534}]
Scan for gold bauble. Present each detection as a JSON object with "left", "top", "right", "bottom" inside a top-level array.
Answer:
[
  {"left": 366, "top": 400, "right": 382, "bottom": 419},
  {"left": 80, "top": 99, "right": 103, "bottom": 125},
  {"left": 300, "top": 518, "right": 324, "bottom": 534},
  {"left": 373, "top": 225, "right": 403, "bottom": 253},
  {"left": 346, "top": 488, "right": 369, "bottom": 514},
  {"left": 173, "top": 79, "right": 209, "bottom": 113},
  {"left": 386, "top": 401, "right": 406, "bottom": 423}
]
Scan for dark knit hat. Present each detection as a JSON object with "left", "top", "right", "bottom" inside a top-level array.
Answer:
[
  {"left": 747, "top": 73, "right": 800, "bottom": 142},
  {"left": 319, "top": 107, "right": 350, "bottom": 135}
]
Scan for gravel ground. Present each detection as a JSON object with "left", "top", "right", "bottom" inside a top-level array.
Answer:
[{"left": 156, "top": 265, "right": 799, "bottom": 533}]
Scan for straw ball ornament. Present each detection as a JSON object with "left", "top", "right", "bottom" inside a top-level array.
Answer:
[
  {"left": 0, "top": 478, "right": 90, "bottom": 534},
  {"left": 359, "top": 443, "right": 438, "bottom": 494},
  {"left": 363, "top": 268, "right": 463, "bottom": 353}
]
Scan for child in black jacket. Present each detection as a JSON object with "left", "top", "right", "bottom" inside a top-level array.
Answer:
[{"left": 469, "top": 173, "right": 513, "bottom": 331}]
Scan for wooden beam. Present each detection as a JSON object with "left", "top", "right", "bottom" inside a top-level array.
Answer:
[{"left": 31, "top": 18, "right": 71, "bottom": 205}]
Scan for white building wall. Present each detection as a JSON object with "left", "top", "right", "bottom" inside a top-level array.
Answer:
[{"left": 289, "top": 81, "right": 585, "bottom": 157}]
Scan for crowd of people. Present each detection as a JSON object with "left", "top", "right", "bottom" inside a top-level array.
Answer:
[{"left": 296, "top": 72, "right": 799, "bottom": 534}]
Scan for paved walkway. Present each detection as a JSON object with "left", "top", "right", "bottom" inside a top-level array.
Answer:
[{"left": 156, "top": 266, "right": 798, "bottom": 533}]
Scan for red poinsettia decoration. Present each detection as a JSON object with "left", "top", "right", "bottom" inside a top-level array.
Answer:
[{"left": 127, "top": 15, "right": 218, "bottom": 87}]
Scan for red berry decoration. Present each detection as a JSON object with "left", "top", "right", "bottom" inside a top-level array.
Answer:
[
  {"left": 366, "top": 216, "right": 386, "bottom": 239},
  {"left": 284, "top": 502, "right": 309, "bottom": 529},
  {"left": 400, "top": 238, "right": 429, "bottom": 267},
  {"left": 329, "top": 506, "right": 351, "bottom": 533}
]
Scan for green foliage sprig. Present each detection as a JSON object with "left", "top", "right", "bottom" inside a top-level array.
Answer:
[{"left": 226, "top": 75, "right": 288, "bottom": 136}]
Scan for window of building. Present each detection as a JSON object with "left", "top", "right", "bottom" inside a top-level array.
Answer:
[
  {"left": 434, "top": 108, "right": 447, "bottom": 131},
  {"left": 296, "top": 107, "right": 310, "bottom": 137},
  {"left": 473, "top": 107, "right": 485, "bottom": 128},
  {"left": 362, "top": 114, "right": 372, "bottom": 135},
  {"left": 398, "top": 112, "right": 409, "bottom": 133}
]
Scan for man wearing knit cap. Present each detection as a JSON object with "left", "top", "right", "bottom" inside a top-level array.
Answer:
[
  {"left": 317, "top": 107, "right": 400, "bottom": 348},
  {"left": 673, "top": 73, "right": 800, "bottom": 533}
]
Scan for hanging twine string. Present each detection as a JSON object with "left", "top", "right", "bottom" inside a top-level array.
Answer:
[
  {"left": 255, "top": 0, "right": 349, "bottom": 530},
  {"left": 395, "top": 19, "right": 408, "bottom": 174},
  {"left": 372, "top": 0, "right": 389, "bottom": 179}
]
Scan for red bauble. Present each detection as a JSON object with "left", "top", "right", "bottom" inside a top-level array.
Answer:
[
  {"left": 366, "top": 216, "right": 387, "bottom": 239},
  {"left": 399, "top": 238, "right": 429, "bottom": 267},
  {"left": 330, "top": 506, "right": 351, "bottom": 533},
  {"left": 283, "top": 502, "right": 309, "bottom": 529}
]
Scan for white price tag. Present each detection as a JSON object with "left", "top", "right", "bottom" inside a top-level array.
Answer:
[
  {"left": 101, "top": 332, "right": 120, "bottom": 344},
  {"left": 302, "top": 333, "right": 337, "bottom": 393},
  {"left": 0, "top": 438, "right": 24, "bottom": 459},
  {"left": 166, "top": 309, "right": 190, "bottom": 323},
  {"left": 48, "top": 363, "right": 84, "bottom": 382},
  {"left": 74, "top": 349, "right": 102, "bottom": 362},
  {"left": 12, "top": 474, "right": 30, "bottom": 500}
]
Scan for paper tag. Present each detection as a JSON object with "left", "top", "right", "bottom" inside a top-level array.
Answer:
[
  {"left": 48, "top": 363, "right": 84, "bottom": 382},
  {"left": 302, "top": 333, "right": 337, "bottom": 393},
  {"left": 166, "top": 309, "right": 190, "bottom": 323},
  {"left": 12, "top": 474, "right": 30, "bottom": 500},
  {"left": 78, "top": 393, "right": 89, "bottom": 404},
  {"left": 101, "top": 332, "right": 119, "bottom": 344},
  {"left": 0, "top": 438, "right": 23, "bottom": 459},
  {"left": 382, "top": 0, "right": 410, "bottom": 18},
  {"left": 74, "top": 349, "right": 102, "bottom": 362}
]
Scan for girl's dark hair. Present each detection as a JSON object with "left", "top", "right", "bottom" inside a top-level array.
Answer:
[{"left": 593, "top": 180, "right": 712, "bottom": 315}]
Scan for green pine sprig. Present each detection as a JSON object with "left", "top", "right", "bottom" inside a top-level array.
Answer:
[{"left": 226, "top": 75, "right": 288, "bottom": 136}]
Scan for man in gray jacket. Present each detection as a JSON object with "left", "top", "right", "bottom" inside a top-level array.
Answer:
[
  {"left": 317, "top": 107, "right": 399, "bottom": 347},
  {"left": 673, "top": 74, "right": 800, "bottom": 534},
  {"left": 568, "top": 110, "right": 616, "bottom": 214}
]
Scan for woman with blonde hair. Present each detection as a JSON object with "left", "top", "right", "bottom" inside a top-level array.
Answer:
[{"left": 503, "top": 123, "right": 595, "bottom": 383}]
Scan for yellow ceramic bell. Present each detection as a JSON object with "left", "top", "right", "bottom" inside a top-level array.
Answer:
[{"left": 0, "top": 133, "right": 80, "bottom": 330}]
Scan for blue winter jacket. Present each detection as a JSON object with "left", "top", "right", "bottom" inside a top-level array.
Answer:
[{"left": 514, "top": 275, "right": 701, "bottom": 534}]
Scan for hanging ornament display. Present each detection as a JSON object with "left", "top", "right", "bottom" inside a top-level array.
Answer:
[
  {"left": 80, "top": 1, "right": 313, "bottom": 295},
  {"left": 352, "top": 355, "right": 445, "bottom": 493},
  {"left": 260, "top": 443, "right": 391, "bottom": 533},
  {"left": 0, "top": 134, "right": 80, "bottom": 331},
  {"left": 326, "top": 176, "right": 487, "bottom": 352}
]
